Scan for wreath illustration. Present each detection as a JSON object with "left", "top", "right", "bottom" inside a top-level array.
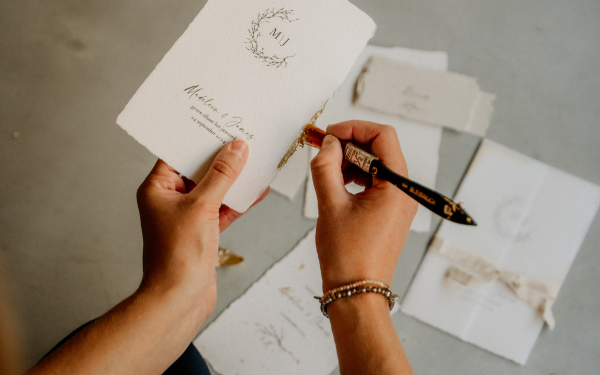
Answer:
[{"left": 245, "top": 8, "right": 298, "bottom": 68}]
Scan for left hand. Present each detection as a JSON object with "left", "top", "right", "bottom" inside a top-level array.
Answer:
[
  {"left": 27, "top": 140, "right": 269, "bottom": 375},
  {"left": 136, "top": 140, "right": 269, "bottom": 320}
]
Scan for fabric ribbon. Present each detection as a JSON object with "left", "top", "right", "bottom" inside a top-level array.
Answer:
[{"left": 430, "top": 237, "right": 560, "bottom": 329}]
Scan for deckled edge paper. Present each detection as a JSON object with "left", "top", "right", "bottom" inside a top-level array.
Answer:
[
  {"left": 116, "top": 0, "right": 376, "bottom": 213},
  {"left": 303, "top": 45, "right": 448, "bottom": 233},
  {"left": 271, "top": 146, "right": 311, "bottom": 200},
  {"left": 355, "top": 56, "right": 495, "bottom": 136},
  {"left": 402, "top": 139, "right": 600, "bottom": 365},
  {"left": 304, "top": 147, "right": 320, "bottom": 218},
  {"left": 194, "top": 228, "right": 336, "bottom": 375},
  {"left": 195, "top": 227, "right": 399, "bottom": 374}
]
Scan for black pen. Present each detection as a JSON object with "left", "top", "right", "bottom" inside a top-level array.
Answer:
[{"left": 297, "top": 124, "right": 476, "bottom": 226}]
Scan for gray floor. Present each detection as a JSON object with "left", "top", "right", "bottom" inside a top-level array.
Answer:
[{"left": 1, "top": 0, "right": 599, "bottom": 373}]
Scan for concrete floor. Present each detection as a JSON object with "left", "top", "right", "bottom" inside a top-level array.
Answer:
[{"left": 1, "top": 0, "right": 599, "bottom": 373}]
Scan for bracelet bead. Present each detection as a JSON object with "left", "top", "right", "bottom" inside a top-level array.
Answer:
[{"left": 314, "top": 280, "right": 399, "bottom": 318}]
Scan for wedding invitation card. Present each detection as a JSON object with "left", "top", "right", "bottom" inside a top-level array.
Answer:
[
  {"left": 402, "top": 139, "right": 600, "bottom": 364},
  {"left": 194, "top": 228, "right": 398, "bottom": 374},
  {"left": 117, "top": 0, "right": 376, "bottom": 211}
]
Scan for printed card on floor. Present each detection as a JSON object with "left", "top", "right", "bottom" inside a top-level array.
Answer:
[
  {"left": 194, "top": 227, "right": 398, "bottom": 374},
  {"left": 355, "top": 57, "right": 495, "bottom": 136},
  {"left": 402, "top": 139, "right": 600, "bottom": 364},
  {"left": 117, "top": 0, "right": 375, "bottom": 212}
]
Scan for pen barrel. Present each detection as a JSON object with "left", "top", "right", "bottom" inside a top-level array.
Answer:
[
  {"left": 338, "top": 138, "right": 474, "bottom": 225},
  {"left": 369, "top": 160, "right": 443, "bottom": 210},
  {"left": 368, "top": 159, "right": 473, "bottom": 225},
  {"left": 343, "top": 142, "right": 378, "bottom": 173}
]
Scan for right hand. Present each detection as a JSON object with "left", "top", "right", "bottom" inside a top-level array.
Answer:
[{"left": 310, "top": 120, "right": 418, "bottom": 292}]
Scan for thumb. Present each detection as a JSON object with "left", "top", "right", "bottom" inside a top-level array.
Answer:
[
  {"left": 192, "top": 139, "right": 249, "bottom": 204},
  {"left": 310, "top": 135, "right": 348, "bottom": 208}
]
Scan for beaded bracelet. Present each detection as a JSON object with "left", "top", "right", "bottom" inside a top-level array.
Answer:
[{"left": 314, "top": 280, "right": 399, "bottom": 318}]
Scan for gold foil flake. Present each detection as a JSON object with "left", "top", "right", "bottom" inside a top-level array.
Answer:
[
  {"left": 277, "top": 124, "right": 328, "bottom": 169},
  {"left": 216, "top": 247, "right": 244, "bottom": 268}
]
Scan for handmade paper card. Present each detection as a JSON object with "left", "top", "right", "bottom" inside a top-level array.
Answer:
[
  {"left": 194, "top": 229, "right": 330, "bottom": 374},
  {"left": 270, "top": 145, "right": 310, "bottom": 200},
  {"left": 195, "top": 228, "right": 397, "bottom": 374},
  {"left": 402, "top": 139, "right": 600, "bottom": 364},
  {"left": 117, "top": 0, "right": 376, "bottom": 212},
  {"left": 355, "top": 57, "right": 495, "bottom": 136},
  {"left": 303, "top": 45, "right": 448, "bottom": 232}
]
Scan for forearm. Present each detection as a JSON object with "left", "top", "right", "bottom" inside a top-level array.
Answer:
[
  {"left": 328, "top": 293, "right": 414, "bottom": 375},
  {"left": 28, "top": 284, "right": 207, "bottom": 375}
]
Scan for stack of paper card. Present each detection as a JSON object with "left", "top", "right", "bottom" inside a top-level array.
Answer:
[
  {"left": 272, "top": 44, "right": 448, "bottom": 233},
  {"left": 355, "top": 56, "right": 496, "bottom": 136},
  {"left": 401, "top": 139, "right": 600, "bottom": 364},
  {"left": 116, "top": 0, "right": 376, "bottom": 212}
]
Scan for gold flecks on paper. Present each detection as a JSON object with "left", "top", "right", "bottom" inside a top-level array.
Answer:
[
  {"left": 277, "top": 123, "right": 328, "bottom": 169},
  {"left": 216, "top": 247, "right": 244, "bottom": 268},
  {"left": 277, "top": 131, "right": 306, "bottom": 170},
  {"left": 277, "top": 103, "right": 327, "bottom": 170}
]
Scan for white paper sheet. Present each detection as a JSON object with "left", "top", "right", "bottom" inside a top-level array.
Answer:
[
  {"left": 270, "top": 146, "right": 311, "bottom": 200},
  {"left": 303, "top": 45, "right": 447, "bottom": 232},
  {"left": 354, "top": 57, "right": 495, "bottom": 136},
  {"left": 402, "top": 139, "right": 600, "bottom": 365},
  {"left": 117, "top": 0, "right": 376, "bottom": 212},
  {"left": 195, "top": 227, "right": 398, "bottom": 374}
]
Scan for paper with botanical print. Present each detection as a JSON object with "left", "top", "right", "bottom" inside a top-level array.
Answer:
[
  {"left": 194, "top": 229, "right": 334, "bottom": 375},
  {"left": 194, "top": 227, "right": 397, "bottom": 374},
  {"left": 402, "top": 139, "right": 600, "bottom": 365},
  {"left": 117, "top": 0, "right": 375, "bottom": 212},
  {"left": 303, "top": 45, "right": 448, "bottom": 233}
]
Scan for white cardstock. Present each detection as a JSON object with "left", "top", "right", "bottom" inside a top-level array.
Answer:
[
  {"left": 303, "top": 45, "right": 448, "bottom": 233},
  {"left": 194, "top": 229, "right": 331, "bottom": 374},
  {"left": 401, "top": 139, "right": 600, "bottom": 365},
  {"left": 194, "top": 228, "right": 397, "bottom": 375},
  {"left": 117, "top": 0, "right": 376, "bottom": 212},
  {"left": 270, "top": 145, "right": 310, "bottom": 200},
  {"left": 355, "top": 56, "right": 495, "bottom": 136}
]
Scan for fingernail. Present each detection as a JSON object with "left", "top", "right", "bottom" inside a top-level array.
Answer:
[
  {"left": 230, "top": 140, "right": 248, "bottom": 159},
  {"left": 323, "top": 135, "right": 336, "bottom": 147}
]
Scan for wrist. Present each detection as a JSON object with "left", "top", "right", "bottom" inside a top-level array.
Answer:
[
  {"left": 327, "top": 292, "right": 391, "bottom": 320},
  {"left": 137, "top": 270, "right": 215, "bottom": 323},
  {"left": 321, "top": 273, "right": 393, "bottom": 294}
]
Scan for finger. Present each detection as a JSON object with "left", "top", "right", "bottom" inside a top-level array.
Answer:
[
  {"left": 310, "top": 135, "right": 349, "bottom": 208},
  {"left": 326, "top": 121, "right": 409, "bottom": 179},
  {"left": 218, "top": 206, "right": 243, "bottom": 233},
  {"left": 342, "top": 167, "right": 373, "bottom": 189},
  {"left": 141, "top": 159, "right": 187, "bottom": 194},
  {"left": 192, "top": 140, "right": 249, "bottom": 204},
  {"left": 218, "top": 187, "right": 270, "bottom": 232}
]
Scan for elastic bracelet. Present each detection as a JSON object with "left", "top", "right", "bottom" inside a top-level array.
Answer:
[{"left": 314, "top": 280, "right": 399, "bottom": 318}]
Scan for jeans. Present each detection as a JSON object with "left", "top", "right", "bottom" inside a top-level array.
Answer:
[{"left": 43, "top": 320, "right": 211, "bottom": 375}]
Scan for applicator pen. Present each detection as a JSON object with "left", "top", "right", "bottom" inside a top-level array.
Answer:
[{"left": 298, "top": 124, "right": 476, "bottom": 226}]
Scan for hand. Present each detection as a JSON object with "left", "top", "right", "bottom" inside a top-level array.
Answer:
[
  {"left": 310, "top": 121, "right": 417, "bottom": 292},
  {"left": 136, "top": 140, "right": 269, "bottom": 320}
]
